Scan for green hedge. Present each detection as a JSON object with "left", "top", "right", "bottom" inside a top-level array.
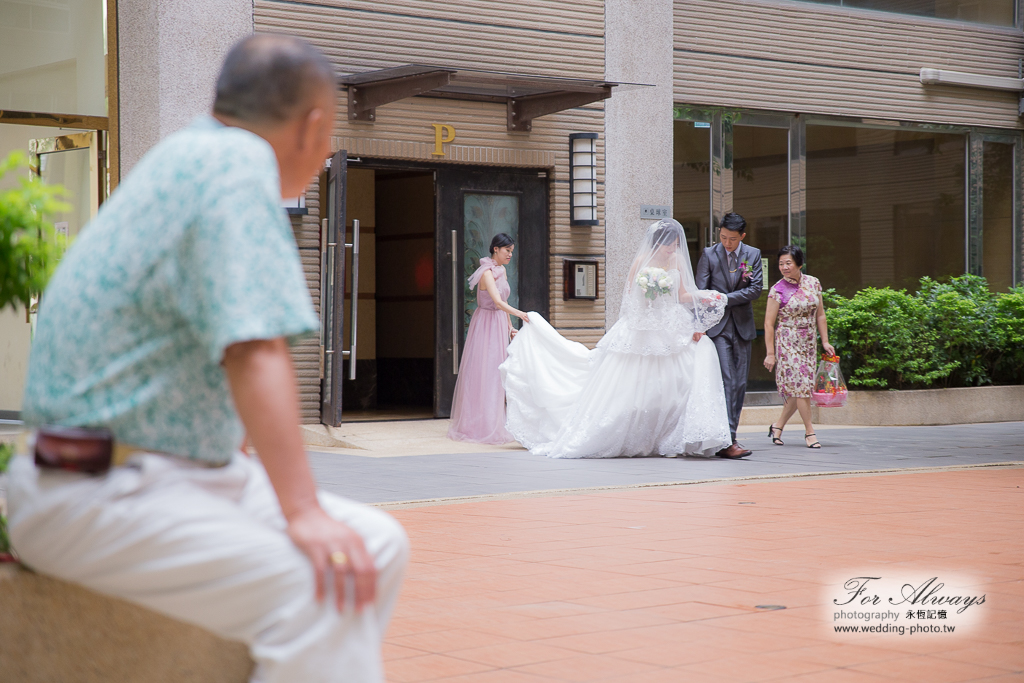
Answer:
[
  {"left": 823, "top": 275, "right": 1024, "bottom": 390},
  {"left": 0, "top": 151, "right": 67, "bottom": 313}
]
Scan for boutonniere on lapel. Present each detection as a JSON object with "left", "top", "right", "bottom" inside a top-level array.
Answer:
[{"left": 736, "top": 260, "right": 753, "bottom": 286}]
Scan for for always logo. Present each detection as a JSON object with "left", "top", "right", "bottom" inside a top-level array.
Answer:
[{"left": 823, "top": 573, "right": 986, "bottom": 638}]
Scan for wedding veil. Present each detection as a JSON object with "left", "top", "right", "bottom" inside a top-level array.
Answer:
[{"left": 617, "top": 219, "right": 726, "bottom": 335}]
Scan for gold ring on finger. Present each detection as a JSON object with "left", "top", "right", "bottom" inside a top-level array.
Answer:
[{"left": 330, "top": 550, "right": 348, "bottom": 567}]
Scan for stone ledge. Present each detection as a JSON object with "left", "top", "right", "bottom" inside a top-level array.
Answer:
[
  {"left": 0, "top": 564, "right": 253, "bottom": 683},
  {"left": 815, "top": 385, "right": 1024, "bottom": 426},
  {"left": 740, "top": 385, "right": 1024, "bottom": 427}
]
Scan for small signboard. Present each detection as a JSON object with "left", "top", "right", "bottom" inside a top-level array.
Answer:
[
  {"left": 575, "top": 263, "right": 596, "bottom": 298},
  {"left": 762, "top": 257, "right": 769, "bottom": 288},
  {"left": 640, "top": 205, "right": 671, "bottom": 220}
]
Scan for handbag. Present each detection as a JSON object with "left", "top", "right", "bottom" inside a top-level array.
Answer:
[{"left": 811, "top": 354, "right": 848, "bottom": 408}]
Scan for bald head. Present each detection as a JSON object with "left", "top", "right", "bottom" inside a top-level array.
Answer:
[{"left": 213, "top": 34, "right": 336, "bottom": 125}]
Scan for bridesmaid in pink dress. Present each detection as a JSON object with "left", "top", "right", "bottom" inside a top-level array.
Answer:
[{"left": 448, "top": 233, "right": 530, "bottom": 444}]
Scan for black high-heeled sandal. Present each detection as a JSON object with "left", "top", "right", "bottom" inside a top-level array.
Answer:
[
  {"left": 805, "top": 432, "right": 821, "bottom": 449},
  {"left": 768, "top": 424, "right": 784, "bottom": 446}
]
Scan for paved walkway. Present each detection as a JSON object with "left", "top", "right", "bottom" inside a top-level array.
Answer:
[
  {"left": 382, "top": 467, "right": 1024, "bottom": 682},
  {"left": 309, "top": 422, "right": 1024, "bottom": 505},
  {"left": 3, "top": 420, "right": 1022, "bottom": 681}
]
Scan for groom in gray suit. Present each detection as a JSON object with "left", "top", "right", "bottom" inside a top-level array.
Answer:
[{"left": 694, "top": 212, "right": 763, "bottom": 459}]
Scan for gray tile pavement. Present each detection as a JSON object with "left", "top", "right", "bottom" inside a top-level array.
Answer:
[{"left": 308, "top": 422, "right": 1024, "bottom": 504}]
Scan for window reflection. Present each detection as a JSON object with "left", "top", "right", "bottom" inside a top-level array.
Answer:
[
  {"left": 672, "top": 120, "right": 711, "bottom": 268},
  {"left": 982, "top": 142, "right": 1014, "bottom": 291},
  {"left": 734, "top": 124, "right": 789, "bottom": 390},
  {"left": 796, "top": 0, "right": 1014, "bottom": 26},
  {"left": 733, "top": 125, "right": 788, "bottom": 278},
  {"left": 806, "top": 126, "right": 966, "bottom": 296}
]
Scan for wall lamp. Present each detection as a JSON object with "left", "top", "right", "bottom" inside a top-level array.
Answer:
[{"left": 569, "top": 133, "right": 598, "bottom": 226}]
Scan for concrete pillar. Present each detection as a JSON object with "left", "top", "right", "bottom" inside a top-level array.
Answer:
[
  {"left": 603, "top": 0, "right": 674, "bottom": 327},
  {"left": 117, "top": 0, "right": 253, "bottom": 175}
]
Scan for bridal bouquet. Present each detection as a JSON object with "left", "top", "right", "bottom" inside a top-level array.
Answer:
[{"left": 636, "top": 267, "right": 673, "bottom": 300}]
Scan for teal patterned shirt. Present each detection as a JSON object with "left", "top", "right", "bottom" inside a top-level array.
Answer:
[{"left": 22, "top": 116, "right": 319, "bottom": 465}]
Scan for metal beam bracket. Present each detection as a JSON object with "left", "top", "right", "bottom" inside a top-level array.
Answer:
[
  {"left": 507, "top": 88, "right": 612, "bottom": 132},
  {"left": 348, "top": 70, "right": 454, "bottom": 122}
]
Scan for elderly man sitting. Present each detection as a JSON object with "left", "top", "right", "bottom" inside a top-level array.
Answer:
[{"left": 7, "top": 35, "right": 408, "bottom": 683}]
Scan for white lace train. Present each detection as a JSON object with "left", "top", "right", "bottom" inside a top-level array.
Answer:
[{"left": 500, "top": 314, "right": 732, "bottom": 458}]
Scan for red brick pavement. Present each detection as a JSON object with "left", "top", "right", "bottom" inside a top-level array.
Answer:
[{"left": 383, "top": 467, "right": 1024, "bottom": 682}]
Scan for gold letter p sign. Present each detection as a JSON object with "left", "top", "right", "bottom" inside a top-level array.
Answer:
[{"left": 432, "top": 124, "right": 456, "bottom": 157}]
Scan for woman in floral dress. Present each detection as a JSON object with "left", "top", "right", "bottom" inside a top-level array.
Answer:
[{"left": 763, "top": 245, "right": 835, "bottom": 448}]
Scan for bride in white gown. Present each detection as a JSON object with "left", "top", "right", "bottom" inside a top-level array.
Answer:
[{"left": 500, "top": 218, "right": 733, "bottom": 458}]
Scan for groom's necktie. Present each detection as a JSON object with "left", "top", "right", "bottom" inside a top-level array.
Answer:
[{"left": 728, "top": 251, "right": 738, "bottom": 288}]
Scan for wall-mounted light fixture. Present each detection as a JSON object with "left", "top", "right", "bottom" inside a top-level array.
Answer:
[
  {"left": 282, "top": 193, "right": 308, "bottom": 216},
  {"left": 569, "top": 133, "right": 598, "bottom": 226}
]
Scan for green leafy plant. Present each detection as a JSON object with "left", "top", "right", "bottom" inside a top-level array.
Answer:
[
  {"left": 916, "top": 275, "right": 1000, "bottom": 387},
  {"left": 0, "top": 150, "right": 68, "bottom": 313},
  {"left": 993, "top": 286, "right": 1024, "bottom": 384},
  {"left": 824, "top": 286, "right": 956, "bottom": 389},
  {"left": 824, "top": 276, "right": 1024, "bottom": 390}
]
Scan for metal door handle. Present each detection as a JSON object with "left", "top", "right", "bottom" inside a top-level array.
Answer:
[
  {"left": 452, "top": 229, "right": 459, "bottom": 375},
  {"left": 320, "top": 218, "right": 330, "bottom": 379},
  {"left": 347, "top": 219, "right": 360, "bottom": 380}
]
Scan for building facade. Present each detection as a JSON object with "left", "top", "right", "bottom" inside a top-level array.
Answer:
[
  {"left": 1, "top": 0, "right": 1020, "bottom": 422},
  {"left": 670, "top": 0, "right": 1024, "bottom": 389}
]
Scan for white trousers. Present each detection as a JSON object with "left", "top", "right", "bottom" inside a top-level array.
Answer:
[{"left": 6, "top": 452, "right": 408, "bottom": 683}]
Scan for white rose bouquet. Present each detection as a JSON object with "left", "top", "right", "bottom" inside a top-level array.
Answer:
[{"left": 635, "top": 267, "right": 673, "bottom": 300}]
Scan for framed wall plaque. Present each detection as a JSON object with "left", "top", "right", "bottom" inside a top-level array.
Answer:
[{"left": 562, "top": 259, "right": 599, "bottom": 300}]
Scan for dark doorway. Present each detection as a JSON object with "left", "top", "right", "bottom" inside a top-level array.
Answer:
[
  {"left": 374, "top": 170, "right": 435, "bottom": 413},
  {"left": 323, "top": 159, "right": 549, "bottom": 423},
  {"left": 338, "top": 165, "right": 436, "bottom": 422}
]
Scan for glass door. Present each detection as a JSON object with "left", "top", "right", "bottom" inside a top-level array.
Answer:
[
  {"left": 0, "top": 129, "right": 102, "bottom": 416},
  {"left": 30, "top": 131, "right": 102, "bottom": 246},
  {"left": 435, "top": 166, "right": 548, "bottom": 417},
  {"left": 27, "top": 131, "right": 102, "bottom": 332}
]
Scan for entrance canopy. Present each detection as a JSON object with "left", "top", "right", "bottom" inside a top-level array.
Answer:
[{"left": 339, "top": 65, "right": 622, "bottom": 132}]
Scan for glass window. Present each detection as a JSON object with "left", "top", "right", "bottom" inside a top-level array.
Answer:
[
  {"left": 806, "top": 126, "right": 966, "bottom": 296},
  {"left": 463, "top": 193, "right": 518, "bottom": 337},
  {"left": 795, "top": 0, "right": 1014, "bottom": 26},
  {"left": 672, "top": 120, "right": 711, "bottom": 267},
  {"left": 0, "top": 0, "right": 107, "bottom": 116},
  {"left": 733, "top": 124, "right": 789, "bottom": 275},
  {"left": 734, "top": 124, "right": 790, "bottom": 390},
  {"left": 982, "top": 141, "right": 1015, "bottom": 291}
]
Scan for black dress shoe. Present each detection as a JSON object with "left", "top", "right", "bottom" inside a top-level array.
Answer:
[{"left": 716, "top": 443, "right": 753, "bottom": 459}]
